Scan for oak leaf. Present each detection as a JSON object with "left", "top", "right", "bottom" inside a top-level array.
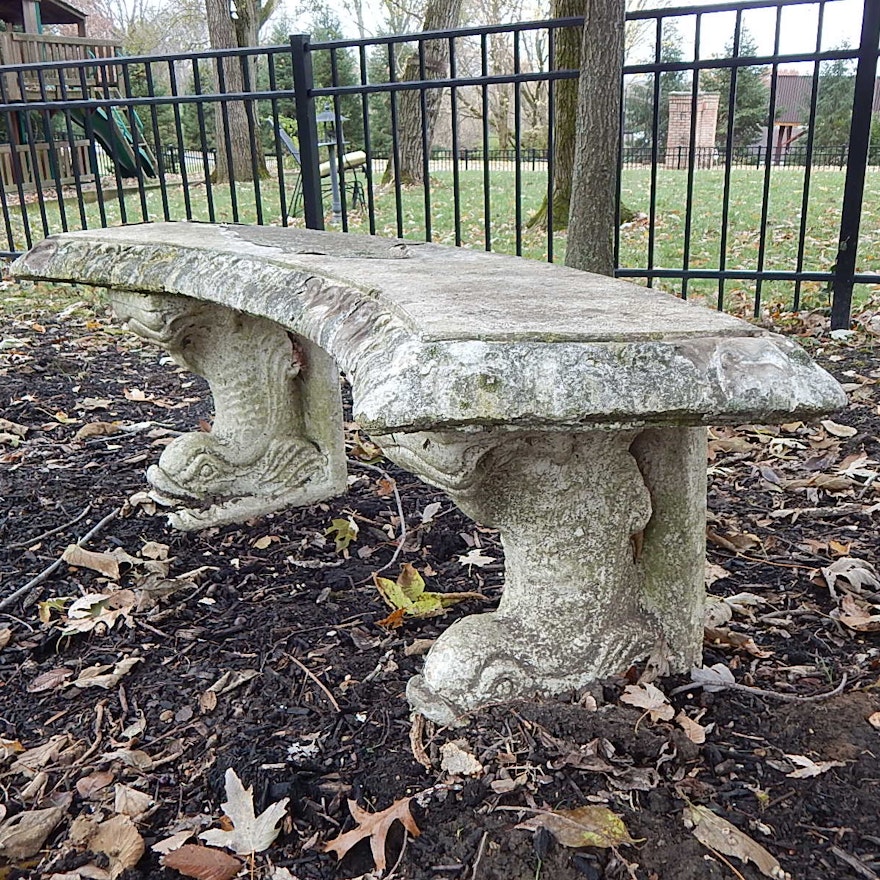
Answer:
[
  {"left": 323, "top": 797, "right": 421, "bottom": 872},
  {"left": 620, "top": 683, "right": 674, "bottom": 722},
  {"left": 199, "top": 768, "right": 289, "bottom": 855}
]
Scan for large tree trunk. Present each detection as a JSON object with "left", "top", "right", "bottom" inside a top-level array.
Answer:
[
  {"left": 525, "top": 0, "right": 583, "bottom": 231},
  {"left": 383, "top": 0, "right": 463, "bottom": 186},
  {"left": 565, "top": 0, "right": 624, "bottom": 275},
  {"left": 204, "top": 0, "right": 264, "bottom": 182}
]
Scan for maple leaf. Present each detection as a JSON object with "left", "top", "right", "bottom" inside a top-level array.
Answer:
[
  {"left": 373, "top": 563, "right": 484, "bottom": 619},
  {"left": 200, "top": 768, "right": 289, "bottom": 855},
  {"left": 620, "top": 683, "right": 674, "bottom": 722},
  {"left": 323, "top": 797, "right": 421, "bottom": 872},
  {"left": 325, "top": 517, "right": 359, "bottom": 553}
]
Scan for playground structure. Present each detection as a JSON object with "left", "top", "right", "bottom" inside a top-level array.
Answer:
[{"left": 0, "top": 0, "right": 156, "bottom": 193}]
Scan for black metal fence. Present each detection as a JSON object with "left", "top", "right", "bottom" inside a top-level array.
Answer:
[{"left": 0, "top": 0, "right": 878, "bottom": 326}]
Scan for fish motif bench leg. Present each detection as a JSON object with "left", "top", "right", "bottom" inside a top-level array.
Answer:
[{"left": 110, "top": 290, "right": 347, "bottom": 530}]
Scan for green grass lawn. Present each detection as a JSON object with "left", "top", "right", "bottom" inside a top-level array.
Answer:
[{"left": 4, "top": 164, "right": 879, "bottom": 314}]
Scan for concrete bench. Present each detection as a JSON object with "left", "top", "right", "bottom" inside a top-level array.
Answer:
[{"left": 14, "top": 222, "right": 846, "bottom": 725}]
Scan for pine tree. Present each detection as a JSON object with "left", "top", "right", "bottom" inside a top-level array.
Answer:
[{"left": 701, "top": 30, "right": 769, "bottom": 149}]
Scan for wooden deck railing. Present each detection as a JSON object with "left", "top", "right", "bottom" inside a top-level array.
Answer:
[
  {"left": 0, "top": 33, "right": 120, "bottom": 101},
  {"left": 0, "top": 140, "right": 95, "bottom": 193}
]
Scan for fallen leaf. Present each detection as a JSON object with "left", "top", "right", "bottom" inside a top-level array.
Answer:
[
  {"left": 822, "top": 557, "right": 880, "bottom": 597},
  {"left": 0, "top": 737, "right": 26, "bottom": 760},
  {"left": 0, "top": 627, "right": 12, "bottom": 649},
  {"left": 28, "top": 667, "right": 74, "bottom": 693},
  {"left": 140, "top": 541, "right": 170, "bottom": 560},
  {"left": 199, "top": 691, "right": 219, "bottom": 714},
  {"left": 784, "top": 754, "right": 846, "bottom": 778},
  {"left": 61, "top": 592, "right": 135, "bottom": 635},
  {"left": 61, "top": 546, "right": 120, "bottom": 580},
  {"left": 516, "top": 805, "right": 637, "bottom": 849},
  {"left": 684, "top": 804, "right": 790, "bottom": 879},
  {"left": 821, "top": 419, "right": 858, "bottom": 438},
  {"left": 620, "top": 683, "right": 674, "bottom": 722},
  {"left": 325, "top": 517, "right": 359, "bottom": 553},
  {"left": 73, "top": 657, "right": 142, "bottom": 689},
  {"left": 676, "top": 711, "right": 707, "bottom": 745},
  {"left": 101, "top": 748, "right": 153, "bottom": 771},
  {"left": 76, "top": 770, "right": 115, "bottom": 799},
  {"left": 74, "top": 421, "right": 121, "bottom": 441},
  {"left": 439, "top": 741, "right": 484, "bottom": 777},
  {"left": 114, "top": 783, "right": 153, "bottom": 818},
  {"left": 252, "top": 535, "right": 278, "bottom": 550},
  {"left": 868, "top": 712, "right": 880, "bottom": 730},
  {"left": 374, "top": 563, "right": 484, "bottom": 619},
  {"left": 323, "top": 797, "right": 421, "bottom": 872},
  {"left": 0, "top": 805, "right": 65, "bottom": 859},
  {"left": 457, "top": 548, "right": 496, "bottom": 567},
  {"left": 206, "top": 669, "right": 260, "bottom": 695},
  {"left": 690, "top": 664, "right": 736, "bottom": 693},
  {"left": 162, "top": 844, "right": 242, "bottom": 880},
  {"left": 704, "top": 626, "right": 773, "bottom": 658},
  {"left": 11, "top": 734, "right": 73, "bottom": 776},
  {"left": 200, "top": 768, "right": 289, "bottom": 855},
  {"left": 68, "top": 814, "right": 145, "bottom": 879},
  {"left": 835, "top": 594, "right": 880, "bottom": 632},
  {"left": 151, "top": 830, "right": 194, "bottom": 854},
  {"left": 0, "top": 417, "right": 27, "bottom": 438},
  {"left": 421, "top": 502, "right": 442, "bottom": 524}
]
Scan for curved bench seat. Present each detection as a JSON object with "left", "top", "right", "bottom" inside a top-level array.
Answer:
[{"left": 14, "top": 222, "right": 846, "bottom": 724}]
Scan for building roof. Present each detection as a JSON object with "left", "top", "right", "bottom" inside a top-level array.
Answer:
[
  {"left": 0, "top": 0, "right": 88, "bottom": 27},
  {"left": 774, "top": 72, "right": 880, "bottom": 123}
]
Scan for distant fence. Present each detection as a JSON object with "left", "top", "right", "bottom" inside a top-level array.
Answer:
[{"left": 0, "top": 0, "right": 879, "bottom": 327}]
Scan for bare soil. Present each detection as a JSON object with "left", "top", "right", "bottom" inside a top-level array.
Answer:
[{"left": 1, "top": 288, "right": 879, "bottom": 880}]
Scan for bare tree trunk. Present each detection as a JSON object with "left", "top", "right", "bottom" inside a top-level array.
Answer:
[
  {"left": 204, "top": 0, "right": 264, "bottom": 182},
  {"left": 383, "top": 0, "right": 463, "bottom": 186},
  {"left": 565, "top": 0, "right": 624, "bottom": 275},
  {"left": 525, "top": 0, "right": 583, "bottom": 231}
]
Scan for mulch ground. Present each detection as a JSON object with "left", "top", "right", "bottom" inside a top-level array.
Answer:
[{"left": 1, "top": 283, "right": 879, "bottom": 880}]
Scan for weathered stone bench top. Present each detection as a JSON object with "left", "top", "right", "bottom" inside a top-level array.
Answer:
[
  {"left": 16, "top": 222, "right": 843, "bottom": 436},
  {"left": 13, "top": 222, "right": 846, "bottom": 725}
]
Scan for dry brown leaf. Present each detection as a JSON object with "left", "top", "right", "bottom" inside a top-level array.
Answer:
[
  {"left": 835, "top": 594, "right": 880, "bottom": 632},
  {"left": 784, "top": 754, "right": 846, "bottom": 778},
  {"left": 868, "top": 711, "right": 880, "bottom": 730},
  {"left": 69, "top": 814, "right": 145, "bottom": 879},
  {"left": 28, "top": 667, "right": 74, "bottom": 693},
  {"left": 73, "top": 657, "right": 142, "bottom": 689},
  {"left": 114, "top": 783, "right": 153, "bottom": 818},
  {"left": 822, "top": 557, "right": 880, "bottom": 597},
  {"left": 676, "top": 711, "right": 707, "bottom": 745},
  {"left": 821, "top": 419, "right": 858, "bottom": 438},
  {"left": 685, "top": 804, "right": 790, "bottom": 879},
  {"left": 0, "top": 417, "right": 27, "bottom": 438},
  {"left": 439, "top": 741, "right": 484, "bottom": 777},
  {"left": 61, "top": 545, "right": 120, "bottom": 580},
  {"left": 0, "top": 737, "right": 25, "bottom": 760},
  {"left": 323, "top": 797, "right": 421, "bottom": 872},
  {"left": 11, "top": 734, "right": 73, "bottom": 776},
  {"left": 74, "top": 421, "right": 121, "bottom": 441},
  {"left": 151, "top": 829, "right": 194, "bottom": 854},
  {"left": 620, "top": 683, "right": 674, "bottom": 722},
  {"left": 0, "top": 805, "right": 65, "bottom": 859},
  {"left": 161, "top": 844, "right": 242, "bottom": 880},
  {"left": 704, "top": 626, "right": 773, "bottom": 658},
  {"left": 516, "top": 805, "right": 638, "bottom": 848},
  {"left": 76, "top": 770, "right": 115, "bottom": 799},
  {"left": 101, "top": 748, "right": 154, "bottom": 771},
  {"left": 199, "top": 691, "right": 219, "bottom": 714},
  {"left": 0, "top": 627, "right": 12, "bottom": 650}
]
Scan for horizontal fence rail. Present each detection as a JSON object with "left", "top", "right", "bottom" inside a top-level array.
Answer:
[{"left": 0, "top": 0, "right": 878, "bottom": 326}]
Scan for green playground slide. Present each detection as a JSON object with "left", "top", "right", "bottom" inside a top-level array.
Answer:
[{"left": 71, "top": 105, "right": 157, "bottom": 178}]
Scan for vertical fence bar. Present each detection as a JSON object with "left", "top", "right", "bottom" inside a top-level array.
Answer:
[
  {"left": 358, "top": 43, "right": 377, "bottom": 235},
  {"left": 168, "top": 60, "right": 193, "bottom": 220},
  {"left": 831, "top": 0, "right": 880, "bottom": 329},
  {"left": 481, "top": 33, "right": 491, "bottom": 252},
  {"left": 449, "top": 35, "right": 463, "bottom": 248},
  {"left": 267, "top": 52, "right": 288, "bottom": 226},
  {"left": 418, "top": 38, "right": 432, "bottom": 242},
  {"left": 753, "top": 6, "right": 782, "bottom": 317},
  {"left": 240, "top": 51, "right": 264, "bottom": 226},
  {"left": 192, "top": 59, "right": 216, "bottom": 222},
  {"left": 646, "top": 17, "right": 662, "bottom": 288},
  {"left": 56, "top": 61, "right": 88, "bottom": 231},
  {"left": 387, "top": 41, "right": 404, "bottom": 237},
  {"left": 546, "top": 25, "right": 555, "bottom": 262},
  {"left": 793, "top": 1, "right": 825, "bottom": 311},
  {"left": 716, "top": 10, "right": 743, "bottom": 311},
  {"left": 680, "top": 13, "right": 702, "bottom": 300},
  {"left": 144, "top": 60, "right": 171, "bottom": 222},
  {"left": 514, "top": 29, "right": 523, "bottom": 257},
  {"left": 214, "top": 57, "right": 239, "bottom": 221},
  {"left": 291, "top": 34, "right": 324, "bottom": 230}
]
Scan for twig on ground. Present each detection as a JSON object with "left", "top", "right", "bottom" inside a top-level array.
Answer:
[
  {"left": 672, "top": 672, "right": 848, "bottom": 703},
  {"left": 348, "top": 459, "right": 408, "bottom": 573},
  {"left": 285, "top": 652, "right": 341, "bottom": 712},
  {"left": 8, "top": 502, "right": 93, "bottom": 549},
  {"left": 0, "top": 507, "right": 120, "bottom": 612},
  {"left": 470, "top": 831, "right": 489, "bottom": 880}
]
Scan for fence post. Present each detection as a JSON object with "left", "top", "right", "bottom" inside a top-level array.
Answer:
[
  {"left": 290, "top": 33, "right": 324, "bottom": 230},
  {"left": 831, "top": 0, "right": 880, "bottom": 330}
]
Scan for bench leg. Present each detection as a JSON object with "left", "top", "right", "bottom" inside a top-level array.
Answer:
[
  {"left": 110, "top": 291, "right": 347, "bottom": 530},
  {"left": 377, "top": 427, "right": 706, "bottom": 724}
]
